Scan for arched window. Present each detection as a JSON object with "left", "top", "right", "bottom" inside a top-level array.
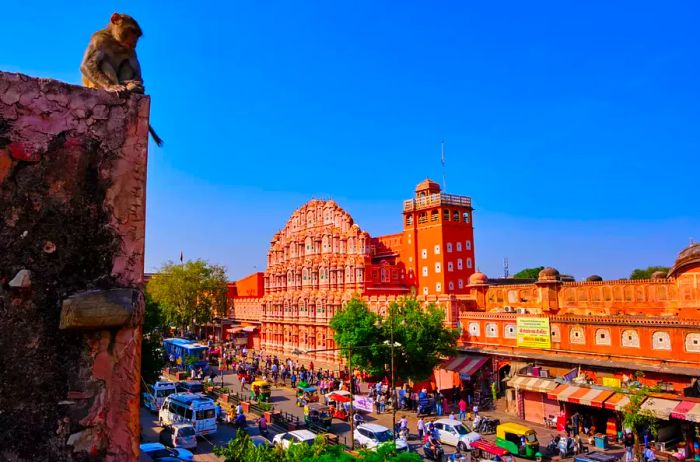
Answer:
[
  {"left": 443, "top": 209, "right": 450, "bottom": 221},
  {"left": 621, "top": 329, "right": 640, "bottom": 348},
  {"left": 463, "top": 212, "right": 470, "bottom": 223},
  {"left": 685, "top": 333, "right": 700, "bottom": 353},
  {"left": 431, "top": 210, "right": 439, "bottom": 222},
  {"left": 453, "top": 211, "right": 460, "bottom": 221},
  {"left": 652, "top": 331, "right": 671, "bottom": 350},
  {"left": 570, "top": 326, "right": 585, "bottom": 344},
  {"left": 504, "top": 324, "right": 516, "bottom": 339},
  {"left": 595, "top": 328, "right": 611, "bottom": 346},
  {"left": 486, "top": 323, "right": 498, "bottom": 338},
  {"left": 551, "top": 325, "right": 561, "bottom": 342},
  {"left": 468, "top": 322, "right": 480, "bottom": 336},
  {"left": 406, "top": 215, "right": 413, "bottom": 226}
]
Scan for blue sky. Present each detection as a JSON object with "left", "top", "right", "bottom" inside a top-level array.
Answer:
[{"left": 3, "top": 1, "right": 698, "bottom": 280}]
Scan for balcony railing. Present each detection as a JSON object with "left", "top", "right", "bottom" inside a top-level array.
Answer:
[{"left": 403, "top": 193, "right": 471, "bottom": 212}]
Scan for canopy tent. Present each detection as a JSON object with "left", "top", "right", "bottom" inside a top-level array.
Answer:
[
  {"left": 670, "top": 400, "right": 700, "bottom": 423},
  {"left": 507, "top": 376, "right": 559, "bottom": 394},
  {"left": 640, "top": 397, "right": 681, "bottom": 420},
  {"left": 547, "top": 384, "right": 615, "bottom": 408},
  {"left": 603, "top": 393, "right": 631, "bottom": 411}
]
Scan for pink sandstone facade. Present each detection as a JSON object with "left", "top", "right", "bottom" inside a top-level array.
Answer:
[{"left": 0, "top": 72, "right": 148, "bottom": 461}]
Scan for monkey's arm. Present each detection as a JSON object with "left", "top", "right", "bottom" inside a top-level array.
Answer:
[{"left": 80, "top": 40, "right": 122, "bottom": 91}]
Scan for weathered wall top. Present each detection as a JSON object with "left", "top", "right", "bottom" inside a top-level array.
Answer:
[{"left": 0, "top": 71, "right": 148, "bottom": 461}]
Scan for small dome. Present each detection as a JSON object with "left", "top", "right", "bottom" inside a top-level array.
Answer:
[
  {"left": 586, "top": 275, "right": 603, "bottom": 282},
  {"left": 538, "top": 267, "right": 560, "bottom": 282},
  {"left": 651, "top": 271, "right": 667, "bottom": 279},
  {"left": 468, "top": 271, "right": 488, "bottom": 286},
  {"left": 669, "top": 242, "right": 700, "bottom": 278},
  {"left": 415, "top": 178, "right": 441, "bottom": 192}
]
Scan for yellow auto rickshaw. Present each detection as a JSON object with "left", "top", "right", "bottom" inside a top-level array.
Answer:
[
  {"left": 251, "top": 380, "right": 271, "bottom": 402},
  {"left": 495, "top": 423, "right": 542, "bottom": 460},
  {"left": 295, "top": 386, "right": 318, "bottom": 407},
  {"left": 304, "top": 403, "right": 332, "bottom": 431}
]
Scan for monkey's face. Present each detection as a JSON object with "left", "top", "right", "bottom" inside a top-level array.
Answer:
[
  {"left": 119, "top": 29, "right": 139, "bottom": 49},
  {"left": 110, "top": 13, "right": 142, "bottom": 50}
]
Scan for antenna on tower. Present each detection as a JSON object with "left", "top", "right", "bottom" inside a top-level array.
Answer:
[
  {"left": 441, "top": 141, "right": 446, "bottom": 192},
  {"left": 504, "top": 257, "right": 509, "bottom": 278}
]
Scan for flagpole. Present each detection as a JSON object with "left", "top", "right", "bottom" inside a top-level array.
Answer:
[{"left": 441, "top": 141, "right": 446, "bottom": 192}]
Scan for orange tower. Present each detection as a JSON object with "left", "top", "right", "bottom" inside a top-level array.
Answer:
[{"left": 402, "top": 179, "right": 475, "bottom": 295}]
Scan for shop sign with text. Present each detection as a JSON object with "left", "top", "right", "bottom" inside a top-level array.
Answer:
[{"left": 516, "top": 317, "right": 551, "bottom": 349}]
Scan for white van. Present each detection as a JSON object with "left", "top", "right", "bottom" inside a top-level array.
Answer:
[
  {"left": 144, "top": 381, "right": 178, "bottom": 413},
  {"left": 159, "top": 393, "right": 217, "bottom": 436}
]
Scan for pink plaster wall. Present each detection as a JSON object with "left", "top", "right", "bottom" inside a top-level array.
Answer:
[{"left": 0, "top": 71, "right": 148, "bottom": 461}]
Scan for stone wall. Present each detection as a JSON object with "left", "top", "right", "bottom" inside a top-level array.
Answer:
[{"left": 0, "top": 71, "right": 148, "bottom": 461}]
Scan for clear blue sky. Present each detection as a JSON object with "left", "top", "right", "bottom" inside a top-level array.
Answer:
[{"left": 3, "top": 1, "right": 698, "bottom": 280}]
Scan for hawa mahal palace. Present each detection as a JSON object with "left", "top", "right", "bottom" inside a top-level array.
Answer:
[{"left": 227, "top": 179, "right": 700, "bottom": 434}]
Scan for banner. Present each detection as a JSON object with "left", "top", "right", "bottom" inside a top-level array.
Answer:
[
  {"left": 353, "top": 395, "right": 374, "bottom": 414},
  {"left": 516, "top": 317, "right": 551, "bottom": 349}
]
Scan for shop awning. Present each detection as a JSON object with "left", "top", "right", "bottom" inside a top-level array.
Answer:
[
  {"left": 670, "top": 400, "right": 700, "bottom": 423},
  {"left": 640, "top": 397, "right": 681, "bottom": 420},
  {"left": 441, "top": 355, "right": 489, "bottom": 379},
  {"left": 507, "top": 376, "right": 559, "bottom": 394},
  {"left": 242, "top": 326, "right": 258, "bottom": 333},
  {"left": 604, "top": 393, "right": 631, "bottom": 411},
  {"left": 226, "top": 327, "right": 244, "bottom": 334},
  {"left": 547, "top": 384, "right": 615, "bottom": 408}
]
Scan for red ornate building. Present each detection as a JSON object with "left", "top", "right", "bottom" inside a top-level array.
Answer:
[{"left": 228, "top": 180, "right": 476, "bottom": 363}]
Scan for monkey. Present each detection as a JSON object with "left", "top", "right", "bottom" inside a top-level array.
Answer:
[{"left": 81, "top": 13, "right": 163, "bottom": 146}]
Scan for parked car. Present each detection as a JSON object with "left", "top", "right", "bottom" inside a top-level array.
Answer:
[
  {"left": 143, "top": 381, "right": 178, "bottom": 413},
  {"left": 353, "top": 423, "right": 409, "bottom": 452},
  {"left": 139, "top": 442, "right": 194, "bottom": 462},
  {"left": 249, "top": 435, "right": 272, "bottom": 447},
  {"left": 272, "top": 430, "right": 317, "bottom": 449},
  {"left": 176, "top": 381, "right": 204, "bottom": 394},
  {"left": 158, "top": 423, "right": 197, "bottom": 450},
  {"left": 433, "top": 418, "right": 481, "bottom": 451}
]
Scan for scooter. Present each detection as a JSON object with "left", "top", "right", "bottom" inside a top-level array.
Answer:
[{"left": 423, "top": 440, "right": 445, "bottom": 461}]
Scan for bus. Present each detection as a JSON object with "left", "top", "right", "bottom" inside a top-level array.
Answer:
[
  {"left": 163, "top": 338, "right": 209, "bottom": 372},
  {"left": 159, "top": 393, "right": 218, "bottom": 436}
]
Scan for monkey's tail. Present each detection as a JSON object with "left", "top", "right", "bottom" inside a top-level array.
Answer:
[{"left": 149, "top": 125, "right": 164, "bottom": 147}]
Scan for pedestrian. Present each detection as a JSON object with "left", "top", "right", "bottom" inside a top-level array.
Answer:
[
  {"left": 417, "top": 417, "right": 425, "bottom": 442},
  {"left": 449, "top": 412, "right": 456, "bottom": 420},
  {"left": 379, "top": 394, "right": 386, "bottom": 414},
  {"left": 458, "top": 398, "right": 467, "bottom": 420},
  {"left": 624, "top": 430, "right": 635, "bottom": 462},
  {"left": 240, "top": 375, "right": 247, "bottom": 391},
  {"left": 644, "top": 445, "right": 656, "bottom": 462},
  {"left": 472, "top": 403, "right": 479, "bottom": 418},
  {"left": 435, "top": 393, "right": 443, "bottom": 416}
]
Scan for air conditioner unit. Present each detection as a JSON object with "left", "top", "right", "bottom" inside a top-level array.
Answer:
[
  {"left": 516, "top": 308, "right": 528, "bottom": 314},
  {"left": 504, "top": 306, "right": 515, "bottom": 313}
]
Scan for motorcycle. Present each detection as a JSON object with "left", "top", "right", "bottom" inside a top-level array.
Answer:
[
  {"left": 423, "top": 440, "right": 445, "bottom": 461},
  {"left": 547, "top": 436, "right": 561, "bottom": 456}
]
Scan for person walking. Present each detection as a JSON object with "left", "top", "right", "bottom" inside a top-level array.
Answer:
[
  {"left": 417, "top": 417, "right": 425, "bottom": 442},
  {"left": 435, "top": 393, "right": 443, "bottom": 416},
  {"left": 624, "top": 430, "right": 635, "bottom": 462}
]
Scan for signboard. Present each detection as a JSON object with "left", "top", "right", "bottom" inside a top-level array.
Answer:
[
  {"left": 603, "top": 377, "right": 621, "bottom": 388},
  {"left": 353, "top": 395, "right": 374, "bottom": 414},
  {"left": 516, "top": 317, "right": 551, "bottom": 349}
]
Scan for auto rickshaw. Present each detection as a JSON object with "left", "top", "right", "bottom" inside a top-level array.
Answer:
[
  {"left": 472, "top": 439, "right": 514, "bottom": 462},
  {"left": 326, "top": 391, "right": 351, "bottom": 420},
  {"left": 304, "top": 403, "right": 332, "bottom": 431},
  {"left": 251, "top": 380, "right": 271, "bottom": 402},
  {"left": 496, "top": 423, "right": 542, "bottom": 460},
  {"left": 296, "top": 386, "right": 318, "bottom": 407}
]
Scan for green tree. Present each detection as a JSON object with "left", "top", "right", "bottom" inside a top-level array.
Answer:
[
  {"left": 147, "top": 259, "right": 228, "bottom": 334},
  {"left": 140, "top": 294, "right": 165, "bottom": 384},
  {"left": 617, "top": 373, "right": 662, "bottom": 460},
  {"left": 513, "top": 266, "right": 544, "bottom": 279},
  {"left": 330, "top": 297, "right": 459, "bottom": 382},
  {"left": 629, "top": 266, "right": 670, "bottom": 280}
]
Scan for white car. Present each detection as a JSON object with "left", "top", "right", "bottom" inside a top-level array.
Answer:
[
  {"left": 272, "top": 430, "right": 317, "bottom": 449},
  {"left": 139, "top": 442, "right": 194, "bottom": 461},
  {"left": 433, "top": 419, "right": 481, "bottom": 451},
  {"left": 353, "top": 423, "right": 409, "bottom": 452}
]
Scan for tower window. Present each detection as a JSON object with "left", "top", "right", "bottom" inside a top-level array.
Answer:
[
  {"left": 422, "top": 266, "right": 428, "bottom": 277},
  {"left": 446, "top": 243, "right": 453, "bottom": 253},
  {"left": 458, "top": 279, "right": 464, "bottom": 288},
  {"left": 466, "top": 240, "right": 472, "bottom": 250},
  {"left": 435, "top": 262, "right": 441, "bottom": 273},
  {"left": 406, "top": 215, "right": 413, "bottom": 226},
  {"left": 448, "top": 281, "right": 454, "bottom": 290},
  {"left": 434, "top": 244, "right": 440, "bottom": 255},
  {"left": 453, "top": 211, "right": 460, "bottom": 221},
  {"left": 421, "top": 249, "right": 427, "bottom": 259},
  {"left": 431, "top": 210, "right": 439, "bottom": 222},
  {"left": 457, "top": 259, "right": 463, "bottom": 270},
  {"left": 436, "top": 282, "right": 442, "bottom": 292},
  {"left": 423, "top": 286, "right": 429, "bottom": 295},
  {"left": 463, "top": 212, "right": 470, "bottom": 223},
  {"left": 443, "top": 209, "right": 450, "bottom": 220},
  {"left": 447, "top": 262, "right": 454, "bottom": 272},
  {"left": 467, "top": 258, "right": 473, "bottom": 269},
  {"left": 456, "top": 242, "right": 462, "bottom": 252},
  {"left": 418, "top": 212, "right": 427, "bottom": 224}
]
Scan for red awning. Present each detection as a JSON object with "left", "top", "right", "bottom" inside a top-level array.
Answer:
[
  {"left": 328, "top": 393, "right": 351, "bottom": 403},
  {"left": 670, "top": 400, "right": 700, "bottom": 423},
  {"left": 548, "top": 384, "right": 614, "bottom": 408},
  {"left": 604, "top": 393, "right": 631, "bottom": 411},
  {"left": 471, "top": 439, "right": 511, "bottom": 456},
  {"left": 442, "top": 355, "right": 489, "bottom": 379}
]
